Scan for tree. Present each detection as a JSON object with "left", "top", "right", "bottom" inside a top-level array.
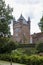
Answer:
[
  {"left": 2, "top": 40, "right": 17, "bottom": 53},
  {"left": 38, "top": 16, "right": 43, "bottom": 32},
  {"left": 0, "top": 38, "right": 17, "bottom": 53},
  {"left": 0, "top": 37, "right": 9, "bottom": 53},
  {"left": 0, "top": 0, "right": 13, "bottom": 37}
]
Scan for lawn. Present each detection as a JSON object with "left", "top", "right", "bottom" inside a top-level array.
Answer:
[{"left": 0, "top": 60, "right": 24, "bottom": 65}]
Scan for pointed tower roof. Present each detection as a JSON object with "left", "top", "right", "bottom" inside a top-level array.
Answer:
[
  {"left": 13, "top": 17, "right": 16, "bottom": 21},
  {"left": 17, "top": 14, "right": 27, "bottom": 24},
  {"left": 19, "top": 14, "right": 23, "bottom": 20},
  {"left": 28, "top": 17, "right": 30, "bottom": 21},
  {"left": 18, "top": 14, "right": 26, "bottom": 21}
]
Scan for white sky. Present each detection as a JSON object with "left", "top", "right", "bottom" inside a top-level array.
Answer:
[{"left": 5, "top": 0, "right": 43, "bottom": 35}]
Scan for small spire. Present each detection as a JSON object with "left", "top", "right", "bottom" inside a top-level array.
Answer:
[
  {"left": 27, "top": 17, "right": 30, "bottom": 24},
  {"left": 13, "top": 17, "right": 16, "bottom": 24},
  {"left": 20, "top": 14, "right": 23, "bottom": 20},
  {"left": 20, "top": 14, "right": 22, "bottom": 17},
  {"left": 28, "top": 17, "right": 30, "bottom": 21},
  {"left": 18, "top": 14, "right": 24, "bottom": 21},
  {"left": 13, "top": 17, "right": 16, "bottom": 21}
]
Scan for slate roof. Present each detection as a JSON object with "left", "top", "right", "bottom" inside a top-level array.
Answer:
[
  {"left": 17, "top": 14, "right": 27, "bottom": 24},
  {"left": 13, "top": 14, "right": 30, "bottom": 24}
]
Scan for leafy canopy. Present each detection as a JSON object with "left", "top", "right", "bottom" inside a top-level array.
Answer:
[
  {"left": 38, "top": 16, "right": 43, "bottom": 32},
  {"left": 0, "top": 0, "right": 13, "bottom": 37}
]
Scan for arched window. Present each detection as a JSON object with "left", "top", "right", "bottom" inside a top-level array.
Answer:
[{"left": 15, "top": 28, "right": 21, "bottom": 32}]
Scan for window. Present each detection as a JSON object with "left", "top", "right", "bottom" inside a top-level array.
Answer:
[
  {"left": 23, "top": 33, "right": 25, "bottom": 35},
  {"left": 30, "top": 37, "right": 32, "bottom": 43},
  {"left": 15, "top": 33, "right": 18, "bottom": 37},
  {"left": 15, "top": 28, "right": 21, "bottom": 32}
]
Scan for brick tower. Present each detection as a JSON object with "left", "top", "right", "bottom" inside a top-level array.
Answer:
[{"left": 13, "top": 14, "right": 30, "bottom": 44}]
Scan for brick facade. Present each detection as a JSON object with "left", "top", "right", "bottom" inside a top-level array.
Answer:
[
  {"left": 13, "top": 15, "right": 43, "bottom": 44},
  {"left": 31, "top": 32, "right": 43, "bottom": 43},
  {"left": 13, "top": 14, "right": 30, "bottom": 44}
]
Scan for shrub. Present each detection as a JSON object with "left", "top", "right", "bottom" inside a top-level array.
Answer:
[
  {"left": 36, "top": 43, "right": 43, "bottom": 53},
  {"left": 0, "top": 53, "right": 43, "bottom": 65},
  {"left": 0, "top": 37, "right": 18, "bottom": 53}
]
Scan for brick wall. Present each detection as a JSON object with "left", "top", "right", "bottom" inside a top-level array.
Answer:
[
  {"left": 13, "top": 21, "right": 30, "bottom": 44},
  {"left": 32, "top": 32, "right": 43, "bottom": 43}
]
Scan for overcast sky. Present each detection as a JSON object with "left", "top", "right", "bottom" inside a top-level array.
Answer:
[{"left": 5, "top": 0, "right": 43, "bottom": 35}]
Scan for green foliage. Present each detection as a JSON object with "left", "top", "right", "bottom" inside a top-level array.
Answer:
[
  {"left": 36, "top": 43, "right": 43, "bottom": 53},
  {"left": 18, "top": 44, "right": 35, "bottom": 48},
  {"left": 0, "top": 37, "right": 17, "bottom": 53},
  {"left": 0, "top": 53, "right": 43, "bottom": 65},
  {"left": 38, "top": 16, "right": 43, "bottom": 32},
  {"left": 0, "top": 43, "right": 43, "bottom": 65},
  {"left": 0, "top": 37, "right": 9, "bottom": 53},
  {"left": 13, "top": 48, "right": 37, "bottom": 56},
  {"left": 0, "top": 0, "right": 13, "bottom": 37},
  {"left": 0, "top": 38, "right": 43, "bottom": 65},
  {"left": 0, "top": 53, "right": 11, "bottom": 61},
  {"left": 2, "top": 41, "right": 17, "bottom": 53}
]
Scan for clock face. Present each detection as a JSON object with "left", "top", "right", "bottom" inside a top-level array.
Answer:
[{"left": 15, "top": 28, "right": 21, "bottom": 33}]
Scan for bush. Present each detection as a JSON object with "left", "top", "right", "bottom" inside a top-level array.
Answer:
[
  {"left": 36, "top": 43, "right": 43, "bottom": 53},
  {"left": 0, "top": 37, "right": 18, "bottom": 53},
  {"left": 0, "top": 37, "right": 9, "bottom": 53},
  {"left": 26, "top": 55, "right": 43, "bottom": 65},
  {"left": 0, "top": 53, "right": 11, "bottom": 61},
  {"left": 3, "top": 40, "right": 17, "bottom": 53},
  {"left": 0, "top": 53, "right": 43, "bottom": 65}
]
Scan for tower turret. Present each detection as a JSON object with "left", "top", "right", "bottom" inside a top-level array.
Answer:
[
  {"left": 27, "top": 17, "right": 30, "bottom": 24},
  {"left": 13, "top": 17, "right": 16, "bottom": 24},
  {"left": 27, "top": 17, "right": 31, "bottom": 43}
]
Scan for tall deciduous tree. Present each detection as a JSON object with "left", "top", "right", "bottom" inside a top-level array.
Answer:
[
  {"left": 0, "top": 0, "right": 13, "bottom": 37},
  {"left": 38, "top": 16, "right": 43, "bottom": 32}
]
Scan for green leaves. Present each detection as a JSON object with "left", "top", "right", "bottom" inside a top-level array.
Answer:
[
  {"left": 36, "top": 43, "right": 43, "bottom": 53},
  {"left": 0, "top": 0, "right": 13, "bottom": 37},
  {"left": 39, "top": 16, "right": 43, "bottom": 32}
]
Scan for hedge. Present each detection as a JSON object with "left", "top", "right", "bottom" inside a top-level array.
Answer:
[{"left": 0, "top": 54, "right": 43, "bottom": 65}]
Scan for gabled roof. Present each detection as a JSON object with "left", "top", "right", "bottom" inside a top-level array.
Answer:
[
  {"left": 13, "top": 14, "right": 30, "bottom": 24},
  {"left": 17, "top": 14, "right": 27, "bottom": 24},
  {"left": 18, "top": 14, "right": 26, "bottom": 21},
  {"left": 32, "top": 32, "right": 43, "bottom": 38}
]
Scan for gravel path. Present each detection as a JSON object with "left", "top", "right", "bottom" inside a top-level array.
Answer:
[{"left": 0, "top": 60, "right": 24, "bottom": 65}]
